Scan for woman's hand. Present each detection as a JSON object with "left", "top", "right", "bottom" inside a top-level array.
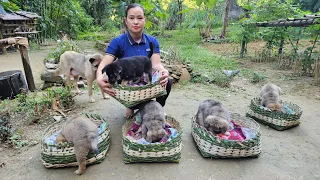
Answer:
[
  {"left": 96, "top": 75, "right": 116, "bottom": 97},
  {"left": 159, "top": 69, "right": 169, "bottom": 88}
]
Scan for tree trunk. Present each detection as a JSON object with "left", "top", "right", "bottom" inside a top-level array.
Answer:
[
  {"left": 178, "top": 0, "right": 183, "bottom": 29},
  {"left": 220, "top": 0, "right": 231, "bottom": 38}
]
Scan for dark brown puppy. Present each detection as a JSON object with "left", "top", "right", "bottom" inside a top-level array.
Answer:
[{"left": 101, "top": 56, "right": 152, "bottom": 86}]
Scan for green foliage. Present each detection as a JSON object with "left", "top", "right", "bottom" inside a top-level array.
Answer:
[
  {"left": 44, "top": 40, "right": 82, "bottom": 64},
  {"left": 195, "top": 0, "right": 218, "bottom": 9},
  {"left": 13, "top": 86, "right": 75, "bottom": 123},
  {"left": 0, "top": 0, "right": 20, "bottom": 11},
  {"left": 78, "top": 31, "right": 118, "bottom": 42},
  {"left": 250, "top": 72, "right": 267, "bottom": 83},
  {"left": 18, "top": 0, "right": 93, "bottom": 39},
  {"left": 0, "top": 109, "right": 11, "bottom": 142},
  {"left": 158, "top": 29, "right": 237, "bottom": 86},
  {"left": 9, "top": 132, "right": 27, "bottom": 149}
]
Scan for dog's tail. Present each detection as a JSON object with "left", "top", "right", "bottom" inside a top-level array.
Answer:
[{"left": 87, "top": 132, "right": 99, "bottom": 155}]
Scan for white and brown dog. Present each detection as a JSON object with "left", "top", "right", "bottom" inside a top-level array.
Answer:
[{"left": 49, "top": 51, "right": 108, "bottom": 102}]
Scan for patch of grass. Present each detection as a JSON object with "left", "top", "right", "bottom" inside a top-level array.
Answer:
[
  {"left": 78, "top": 31, "right": 118, "bottom": 42},
  {"left": 158, "top": 29, "right": 238, "bottom": 86},
  {"left": 250, "top": 72, "right": 267, "bottom": 84}
]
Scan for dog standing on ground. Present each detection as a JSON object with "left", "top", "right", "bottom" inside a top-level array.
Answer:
[
  {"left": 101, "top": 56, "right": 153, "bottom": 86},
  {"left": 196, "top": 99, "right": 232, "bottom": 135},
  {"left": 56, "top": 116, "right": 99, "bottom": 175},
  {"left": 139, "top": 101, "right": 169, "bottom": 143},
  {"left": 49, "top": 51, "right": 108, "bottom": 102},
  {"left": 260, "top": 83, "right": 282, "bottom": 111}
]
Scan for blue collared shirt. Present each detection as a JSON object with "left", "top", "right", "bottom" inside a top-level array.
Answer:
[{"left": 106, "top": 32, "right": 160, "bottom": 59}]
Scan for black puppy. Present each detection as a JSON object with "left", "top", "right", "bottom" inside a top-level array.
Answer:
[{"left": 102, "top": 56, "right": 153, "bottom": 86}]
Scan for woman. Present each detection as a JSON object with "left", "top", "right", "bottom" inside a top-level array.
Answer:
[{"left": 96, "top": 3, "right": 171, "bottom": 118}]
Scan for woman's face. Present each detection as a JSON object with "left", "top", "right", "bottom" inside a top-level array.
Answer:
[{"left": 125, "top": 7, "right": 145, "bottom": 34}]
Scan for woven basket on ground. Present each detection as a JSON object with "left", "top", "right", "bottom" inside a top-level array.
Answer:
[
  {"left": 122, "top": 116, "right": 182, "bottom": 163},
  {"left": 246, "top": 97, "right": 303, "bottom": 131},
  {"left": 113, "top": 81, "right": 167, "bottom": 108},
  {"left": 41, "top": 113, "right": 111, "bottom": 168},
  {"left": 192, "top": 113, "right": 261, "bottom": 158}
]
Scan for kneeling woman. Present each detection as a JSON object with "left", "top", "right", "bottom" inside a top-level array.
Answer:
[{"left": 96, "top": 3, "right": 171, "bottom": 118}]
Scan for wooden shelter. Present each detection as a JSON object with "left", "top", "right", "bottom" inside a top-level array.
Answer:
[{"left": 0, "top": 8, "right": 41, "bottom": 43}]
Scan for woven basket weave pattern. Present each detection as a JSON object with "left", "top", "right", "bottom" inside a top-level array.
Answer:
[
  {"left": 113, "top": 81, "right": 167, "bottom": 108},
  {"left": 246, "top": 97, "right": 302, "bottom": 130},
  {"left": 122, "top": 116, "right": 182, "bottom": 163},
  {"left": 192, "top": 113, "right": 261, "bottom": 158},
  {"left": 41, "top": 113, "right": 111, "bottom": 168}
]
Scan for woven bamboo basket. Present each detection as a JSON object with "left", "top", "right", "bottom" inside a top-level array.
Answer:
[
  {"left": 122, "top": 116, "right": 182, "bottom": 163},
  {"left": 41, "top": 113, "right": 111, "bottom": 168},
  {"left": 192, "top": 113, "right": 261, "bottom": 158},
  {"left": 113, "top": 81, "right": 167, "bottom": 108},
  {"left": 246, "top": 97, "right": 303, "bottom": 131}
]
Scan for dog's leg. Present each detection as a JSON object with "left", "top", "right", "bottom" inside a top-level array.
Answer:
[
  {"left": 72, "top": 74, "right": 82, "bottom": 94},
  {"left": 87, "top": 79, "right": 95, "bottom": 103},
  {"left": 65, "top": 70, "right": 71, "bottom": 87},
  {"left": 74, "top": 146, "right": 89, "bottom": 175},
  {"left": 141, "top": 124, "right": 148, "bottom": 139}
]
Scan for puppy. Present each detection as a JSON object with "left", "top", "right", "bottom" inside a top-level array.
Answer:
[
  {"left": 49, "top": 51, "right": 108, "bottom": 102},
  {"left": 260, "top": 83, "right": 282, "bottom": 111},
  {"left": 196, "top": 99, "right": 232, "bottom": 135},
  {"left": 101, "top": 56, "right": 152, "bottom": 86},
  {"left": 56, "top": 116, "right": 99, "bottom": 175},
  {"left": 139, "top": 101, "right": 169, "bottom": 143}
]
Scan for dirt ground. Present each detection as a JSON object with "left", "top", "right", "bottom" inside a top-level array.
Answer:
[{"left": 0, "top": 42, "right": 320, "bottom": 180}]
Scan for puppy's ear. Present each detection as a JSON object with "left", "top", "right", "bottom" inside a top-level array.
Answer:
[{"left": 89, "top": 57, "right": 101, "bottom": 67}]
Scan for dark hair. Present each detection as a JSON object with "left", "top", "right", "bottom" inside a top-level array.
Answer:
[{"left": 125, "top": 3, "right": 145, "bottom": 17}]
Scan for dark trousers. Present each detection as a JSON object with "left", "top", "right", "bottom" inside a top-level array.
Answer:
[{"left": 129, "top": 78, "right": 172, "bottom": 110}]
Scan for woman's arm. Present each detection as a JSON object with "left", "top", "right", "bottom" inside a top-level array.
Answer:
[
  {"left": 96, "top": 54, "right": 116, "bottom": 96},
  {"left": 151, "top": 53, "right": 169, "bottom": 87}
]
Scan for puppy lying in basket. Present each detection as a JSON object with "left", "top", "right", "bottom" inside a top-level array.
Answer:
[
  {"left": 56, "top": 116, "right": 99, "bottom": 175},
  {"left": 196, "top": 99, "right": 256, "bottom": 141},
  {"left": 101, "top": 56, "right": 152, "bottom": 86},
  {"left": 196, "top": 99, "right": 233, "bottom": 136}
]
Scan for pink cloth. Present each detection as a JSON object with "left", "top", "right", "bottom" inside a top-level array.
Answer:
[
  {"left": 216, "top": 120, "right": 246, "bottom": 141},
  {"left": 127, "top": 122, "right": 172, "bottom": 143}
]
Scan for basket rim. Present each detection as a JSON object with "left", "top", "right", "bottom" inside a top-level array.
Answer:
[{"left": 122, "top": 115, "right": 182, "bottom": 147}]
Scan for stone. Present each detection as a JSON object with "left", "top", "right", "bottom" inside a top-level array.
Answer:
[
  {"left": 179, "top": 68, "right": 191, "bottom": 82},
  {"left": 45, "top": 63, "right": 59, "bottom": 69}
]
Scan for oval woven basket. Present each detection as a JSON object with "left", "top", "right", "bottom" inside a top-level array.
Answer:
[
  {"left": 246, "top": 97, "right": 303, "bottom": 131},
  {"left": 41, "top": 113, "right": 111, "bottom": 168},
  {"left": 113, "top": 81, "right": 167, "bottom": 108},
  {"left": 122, "top": 116, "right": 182, "bottom": 163},
  {"left": 191, "top": 113, "right": 261, "bottom": 158}
]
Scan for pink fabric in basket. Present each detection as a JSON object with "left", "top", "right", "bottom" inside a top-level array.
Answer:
[{"left": 217, "top": 120, "right": 247, "bottom": 141}]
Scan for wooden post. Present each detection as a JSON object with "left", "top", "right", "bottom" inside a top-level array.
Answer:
[{"left": 19, "top": 45, "right": 36, "bottom": 91}]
